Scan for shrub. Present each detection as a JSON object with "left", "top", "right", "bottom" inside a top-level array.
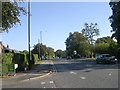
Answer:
[
  {"left": 2, "top": 53, "right": 14, "bottom": 65},
  {"left": 13, "top": 53, "right": 28, "bottom": 71},
  {"left": 33, "top": 54, "right": 38, "bottom": 63},
  {"left": 2, "top": 53, "right": 14, "bottom": 75}
]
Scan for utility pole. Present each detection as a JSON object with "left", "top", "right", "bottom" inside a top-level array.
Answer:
[
  {"left": 40, "top": 31, "right": 42, "bottom": 44},
  {"left": 39, "top": 31, "right": 42, "bottom": 60},
  {"left": 28, "top": 0, "right": 31, "bottom": 70},
  {"left": 38, "top": 39, "right": 40, "bottom": 60}
]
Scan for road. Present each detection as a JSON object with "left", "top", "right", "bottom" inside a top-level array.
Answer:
[{"left": 2, "top": 59, "right": 118, "bottom": 88}]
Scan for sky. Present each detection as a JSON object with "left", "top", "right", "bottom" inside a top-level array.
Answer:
[{"left": 1, "top": 2, "right": 113, "bottom": 51}]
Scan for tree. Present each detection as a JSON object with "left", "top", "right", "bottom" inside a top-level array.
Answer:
[
  {"left": 61, "top": 50, "right": 67, "bottom": 58},
  {"left": 65, "top": 32, "right": 90, "bottom": 58},
  {"left": 46, "top": 47, "right": 55, "bottom": 59},
  {"left": 55, "top": 49, "right": 63, "bottom": 58},
  {"left": 93, "top": 43, "right": 109, "bottom": 55},
  {"left": 1, "top": 1, "right": 26, "bottom": 32},
  {"left": 109, "top": 1, "right": 120, "bottom": 44},
  {"left": 31, "top": 43, "right": 47, "bottom": 59},
  {"left": 95, "top": 36, "right": 115, "bottom": 44},
  {"left": 93, "top": 36, "right": 118, "bottom": 56},
  {"left": 81, "top": 23, "right": 99, "bottom": 57},
  {"left": 82, "top": 23, "right": 99, "bottom": 44}
]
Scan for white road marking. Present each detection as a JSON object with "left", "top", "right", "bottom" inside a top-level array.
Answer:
[
  {"left": 49, "top": 81, "right": 54, "bottom": 84},
  {"left": 87, "top": 68, "right": 93, "bottom": 71},
  {"left": 86, "top": 64, "right": 92, "bottom": 67},
  {"left": 70, "top": 71, "right": 77, "bottom": 75},
  {"left": 109, "top": 72, "right": 112, "bottom": 76},
  {"left": 43, "top": 87, "right": 46, "bottom": 88},
  {"left": 41, "top": 82, "right": 45, "bottom": 85},
  {"left": 80, "top": 76, "right": 86, "bottom": 79}
]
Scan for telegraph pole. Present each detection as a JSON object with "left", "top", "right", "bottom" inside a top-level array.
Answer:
[
  {"left": 40, "top": 31, "right": 42, "bottom": 44},
  {"left": 28, "top": 0, "right": 31, "bottom": 70},
  {"left": 38, "top": 39, "right": 40, "bottom": 60}
]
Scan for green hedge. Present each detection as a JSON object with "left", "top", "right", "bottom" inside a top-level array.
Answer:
[
  {"left": 2, "top": 53, "right": 14, "bottom": 75},
  {"left": 32, "top": 54, "right": 38, "bottom": 63},
  {"left": 2, "top": 53, "right": 14, "bottom": 65},
  {"left": 13, "top": 53, "right": 29, "bottom": 71},
  {"left": 2, "top": 53, "right": 39, "bottom": 74}
]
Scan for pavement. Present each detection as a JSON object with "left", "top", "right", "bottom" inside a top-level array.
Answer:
[{"left": 2, "top": 60, "right": 54, "bottom": 86}]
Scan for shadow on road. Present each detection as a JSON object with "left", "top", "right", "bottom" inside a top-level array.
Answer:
[{"left": 52, "top": 60, "right": 118, "bottom": 73}]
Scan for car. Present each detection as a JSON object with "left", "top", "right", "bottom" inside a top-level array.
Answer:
[{"left": 96, "top": 54, "right": 117, "bottom": 64}]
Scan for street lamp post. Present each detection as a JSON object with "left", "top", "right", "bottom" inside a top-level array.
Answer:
[
  {"left": 28, "top": 0, "right": 31, "bottom": 70},
  {"left": 38, "top": 31, "right": 42, "bottom": 60}
]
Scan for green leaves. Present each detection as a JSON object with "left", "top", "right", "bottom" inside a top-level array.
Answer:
[
  {"left": 65, "top": 32, "right": 90, "bottom": 58},
  {"left": 109, "top": 2, "right": 120, "bottom": 44},
  {"left": 32, "top": 43, "right": 54, "bottom": 59},
  {"left": 2, "top": 1, "right": 26, "bottom": 32},
  {"left": 55, "top": 49, "right": 63, "bottom": 58}
]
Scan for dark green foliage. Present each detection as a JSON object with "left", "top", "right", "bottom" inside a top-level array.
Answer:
[
  {"left": 1, "top": 1, "right": 26, "bottom": 32},
  {"left": 2, "top": 53, "right": 14, "bottom": 75},
  {"left": 32, "top": 43, "right": 47, "bottom": 59},
  {"left": 109, "top": 1, "right": 120, "bottom": 44},
  {"left": 93, "top": 43, "right": 109, "bottom": 54},
  {"left": 94, "top": 36, "right": 119, "bottom": 61},
  {"left": 46, "top": 47, "right": 55, "bottom": 59},
  {"left": 55, "top": 49, "right": 63, "bottom": 58},
  {"left": 108, "top": 41, "right": 118, "bottom": 56},
  {"left": 65, "top": 32, "right": 90, "bottom": 58},
  {"left": 13, "top": 53, "right": 27, "bottom": 71},
  {"left": 2, "top": 53, "right": 14, "bottom": 65},
  {"left": 1, "top": 52, "right": 38, "bottom": 74},
  {"left": 61, "top": 50, "right": 67, "bottom": 58},
  {"left": 32, "top": 43, "right": 55, "bottom": 60},
  {"left": 96, "top": 36, "right": 114, "bottom": 44}
]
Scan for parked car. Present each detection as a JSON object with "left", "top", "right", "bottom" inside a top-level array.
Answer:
[{"left": 96, "top": 54, "right": 117, "bottom": 64}]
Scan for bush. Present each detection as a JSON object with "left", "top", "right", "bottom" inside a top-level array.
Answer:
[
  {"left": 13, "top": 53, "right": 28, "bottom": 71},
  {"left": 32, "top": 54, "right": 38, "bottom": 63},
  {"left": 2, "top": 53, "right": 14, "bottom": 65},
  {"left": 2, "top": 53, "right": 14, "bottom": 75},
  {"left": 2, "top": 53, "right": 38, "bottom": 73}
]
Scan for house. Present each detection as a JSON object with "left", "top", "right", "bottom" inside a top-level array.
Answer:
[
  {"left": 0, "top": 42, "right": 15, "bottom": 53},
  {"left": 0, "top": 41, "right": 4, "bottom": 54}
]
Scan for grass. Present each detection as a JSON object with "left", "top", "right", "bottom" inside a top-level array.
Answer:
[
  {"left": 85, "top": 58, "right": 96, "bottom": 60},
  {"left": 75, "top": 58, "right": 96, "bottom": 61}
]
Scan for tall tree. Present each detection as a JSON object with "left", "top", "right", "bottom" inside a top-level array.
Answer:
[
  {"left": 65, "top": 32, "right": 90, "bottom": 58},
  {"left": 1, "top": 1, "right": 26, "bottom": 32},
  {"left": 81, "top": 23, "right": 99, "bottom": 57},
  {"left": 82, "top": 23, "right": 99, "bottom": 44},
  {"left": 109, "top": 1, "right": 120, "bottom": 44}
]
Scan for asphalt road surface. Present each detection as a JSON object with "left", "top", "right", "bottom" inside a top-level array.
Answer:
[{"left": 2, "top": 59, "right": 118, "bottom": 88}]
